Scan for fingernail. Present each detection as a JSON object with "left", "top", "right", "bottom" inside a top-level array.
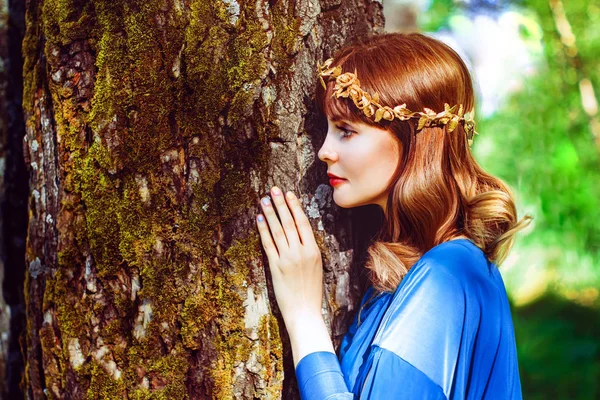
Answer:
[
  {"left": 272, "top": 187, "right": 281, "bottom": 196},
  {"left": 262, "top": 197, "right": 271, "bottom": 206},
  {"left": 286, "top": 191, "right": 295, "bottom": 200},
  {"left": 257, "top": 214, "right": 264, "bottom": 222}
]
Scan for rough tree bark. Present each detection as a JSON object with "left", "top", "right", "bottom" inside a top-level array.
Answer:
[
  {"left": 2, "top": 0, "right": 29, "bottom": 398},
  {"left": 22, "top": 0, "right": 384, "bottom": 398}
]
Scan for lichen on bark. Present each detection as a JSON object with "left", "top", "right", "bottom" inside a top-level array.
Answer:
[{"left": 21, "top": 0, "right": 384, "bottom": 398}]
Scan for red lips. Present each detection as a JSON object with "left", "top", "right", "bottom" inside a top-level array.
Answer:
[
  {"left": 327, "top": 172, "right": 347, "bottom": 187},
  {"left": 327, "top": 172, "right": 345, "bottom": 180}
]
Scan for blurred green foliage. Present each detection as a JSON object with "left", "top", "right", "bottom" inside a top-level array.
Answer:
[
  {"left": 514, "top": 293, "right": 600, "bottom": 399},
  {"left": 419, "top": 0, "right": 600, "bottom": 398},
  {"left": 478, "top": 0, "right": 600, "bottom": 257}
]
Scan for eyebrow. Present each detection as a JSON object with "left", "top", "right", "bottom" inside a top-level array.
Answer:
[
  {"left": 331, "top": 120, "right": 357, "bottom": 130},
  {"left": 330, "top": 117, "right": 347, "bottom": 123}
]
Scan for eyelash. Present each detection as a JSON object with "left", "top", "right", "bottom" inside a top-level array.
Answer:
[{"left": 337, "top": 126, "right": 354, "bottom": 139}]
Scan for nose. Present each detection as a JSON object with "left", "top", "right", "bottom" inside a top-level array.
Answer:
[{"left": 317, "top": 132, "right": 339, "bottom": 163}]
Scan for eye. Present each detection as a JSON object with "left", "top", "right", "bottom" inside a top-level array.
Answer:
[{"left": 337, "top": 126, "right": 354, "bottom": 139}]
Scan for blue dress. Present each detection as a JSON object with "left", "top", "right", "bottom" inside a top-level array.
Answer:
[{"left": 295, "top": 238, "right": 523, "bottom": 399}]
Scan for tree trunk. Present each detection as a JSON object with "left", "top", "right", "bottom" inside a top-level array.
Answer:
[
  {"left": 2, "top": 0, "right": 28, "bottom": 398},
  {"left": 22, "top": 0, "right": 384, "bottom": 398}
]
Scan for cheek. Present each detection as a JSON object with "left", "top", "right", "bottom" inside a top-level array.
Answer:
[
  {"left": 350, "top": 142, "right": 379, "bottom": 166},
  {"left": 382, "top": 138, "right": 401, "bottom": 169},
  {"left": 368, "top": 144, "right": 400, "bottom": 185},
  {"left": 361, "top": 142, "right": 398, "bottom": 173}
]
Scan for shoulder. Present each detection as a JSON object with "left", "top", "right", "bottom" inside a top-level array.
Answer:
[
  {"left": 372, "top": 241, "right": 483, "bottom": 381},
  {"left": 407, "top": 239, "right": 489, "bottom": 288},
  {"left": 383, "top": 239, "right": 488, "bottom": 318},
  {"left": 378, "top": 241, "right": 478, "bottom": 321}
]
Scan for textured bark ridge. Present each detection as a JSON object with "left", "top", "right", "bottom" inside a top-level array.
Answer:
[
  {"left": 2, "top": 0, "right": 28, "bottom": 398},
  {"left": 22, "top": 0, "right": 384, "bottom": 398}
]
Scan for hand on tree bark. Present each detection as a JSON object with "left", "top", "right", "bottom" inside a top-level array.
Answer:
[
  {"left": 255, "top": 186, "right": 325, "bottom": 326},
  {"left": 256, "top": 186, "right": 334, "bottom": 367}
]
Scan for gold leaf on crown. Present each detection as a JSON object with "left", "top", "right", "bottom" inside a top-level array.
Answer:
[{"left": 317, "top": 57, "right": 479, "bottom": 146}]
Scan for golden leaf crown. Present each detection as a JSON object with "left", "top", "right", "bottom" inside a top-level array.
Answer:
[{"left": 317, "top": 57, "right": 479, "bottom": 146}]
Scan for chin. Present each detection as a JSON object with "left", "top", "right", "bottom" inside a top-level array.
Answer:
[
  {"left": 332, "top": 192, "right": 351, "bottom": 208},
  {"left": 332, "top": 192, "right": 366, "bottom": 209}
]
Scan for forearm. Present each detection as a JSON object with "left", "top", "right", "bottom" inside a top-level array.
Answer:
[
  {"left": 285, "top": 313, "right": 335, "bottom": 368},
  {"left": 287, "top": 313, "right": 353, "bottom": 400}
]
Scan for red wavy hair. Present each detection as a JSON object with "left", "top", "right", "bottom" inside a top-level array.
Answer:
[{"left": 316, "top": 32, "right": 532, "bottom": 293}]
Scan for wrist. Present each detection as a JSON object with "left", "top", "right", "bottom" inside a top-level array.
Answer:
[
  {"left": 283, "top": 312, "right": 335, "bottom": 368},
  {"left": 283, "top": 310, "right": 325, "bottom": 332}
]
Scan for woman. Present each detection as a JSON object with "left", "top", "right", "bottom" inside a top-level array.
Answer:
[{"left": 255, "top": 32, "right": 531, "bottom": 399}]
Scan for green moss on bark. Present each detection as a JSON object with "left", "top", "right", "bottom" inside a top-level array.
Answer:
[
  {"left": 258, "top": 313, "right": 284, "bottom": 396},
  {"left": 23, "top": 0, "right": 303, "bottom": 396},
  {"left": 41, "top": 0, "right": 94, "bottom": 46},
  {"left": 85, "top": 361, "right": 127, "bottom": 400},
  {"left": 271, "top": 3, "right": 303, "bottom": 73}
]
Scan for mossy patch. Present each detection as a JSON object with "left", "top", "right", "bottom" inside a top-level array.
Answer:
[
  {"left": 258, "top": 313, "right": 284, "bottom": 393},
  {"left": 84, "top": 361, "right": 127, "bottom": 400},
  {"left": 22, "top": 0, "right": 302, "bottom": 396}
]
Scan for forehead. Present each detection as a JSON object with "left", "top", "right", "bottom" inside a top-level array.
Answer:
[
  {"left": 326, "top": 116, "right": 360, "bottom": 128},
  {"left": 326, "top": 117, "right": 394, "bottom": 139},
  {"left": 328, "top": 116, "right": 353, "bottom": 123},
  {"left": 328, "top": 116, "right": 350, "bottom": 124},
  {"left": 324, "top": 106, "right": 373, "bottom": 125}
]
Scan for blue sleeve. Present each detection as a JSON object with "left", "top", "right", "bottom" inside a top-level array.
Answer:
[
  {"left": 295, "top": 347, "right": 447, "bottom": 400},
  {"left": 295, "top": 351, "right": 353, "bottom": 400}
]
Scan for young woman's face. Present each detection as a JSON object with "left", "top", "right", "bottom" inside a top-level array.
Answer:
[{"left": 317, "top": 117, "right": 401, "bottom": 215}]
